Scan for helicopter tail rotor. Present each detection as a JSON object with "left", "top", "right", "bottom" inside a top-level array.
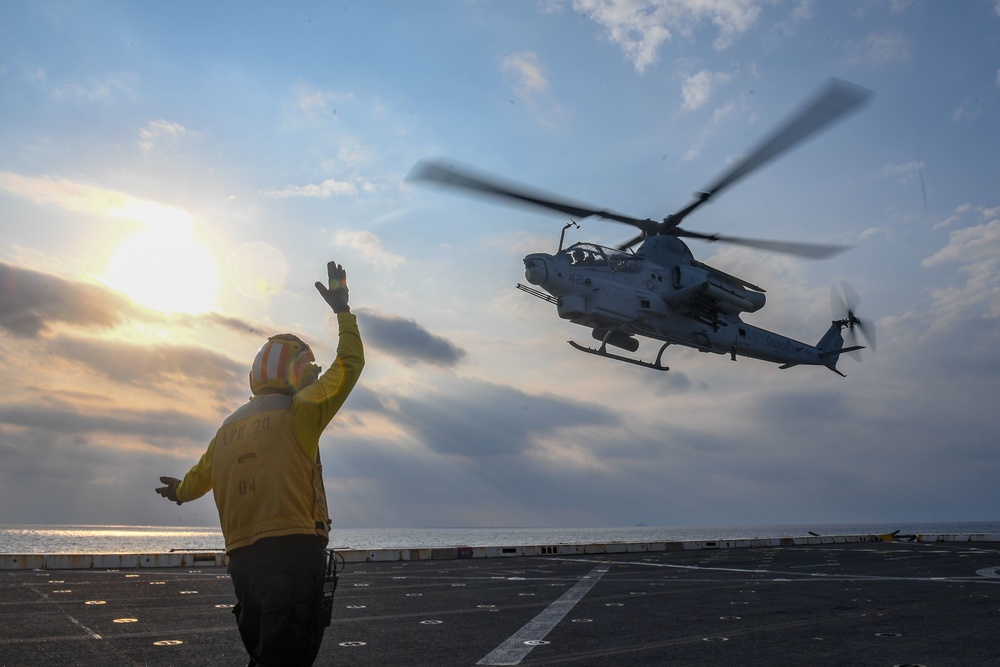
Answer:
[{"left": 831, "top": 281, "right": 876, "bottom": 360}]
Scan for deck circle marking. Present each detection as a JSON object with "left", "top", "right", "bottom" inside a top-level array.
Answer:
[
  {"left": 605, "top": 603, "right": 624, "bottom": 607},
  {"left": 719, "top": 616, "right": 741, "bottom": 620},
  {"left": 478, "top": 605, "right": 496, "bottom": 608},
  {"left": 346, "top": 605, "right": 366, "bottom": 609},
  {"left": 113, "top": 618, "right": 137, "bottom": 623},
  {"left": 154, "top": 640, "right": 183, "bottom": 646},
  {"left": 85, "top": 600, "right": 106, "bottom": 605},
  {"left": 339, "top": 641, "right": 367, "bottom": 647},
  {"left": 571, "top": 618, "right": 593, "bottom": 623},
  {"left": 421, "top": 620, "right": 443, "bottom": 625},
  {"left": 524, "top": 640, "right": 550, "bottom": 646},
  {"left": 703, "top": 637, "right": 730, "bottom": 642},
  {"left": 215, "top": 604, "right": 234, "bottom": 609},
  {"left": 406, "top": 593, "right": 422, "bottom": 597}
]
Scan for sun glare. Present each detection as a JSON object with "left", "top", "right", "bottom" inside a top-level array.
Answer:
[{"left": 103, "top": 208, "right": 219, "bottom": 314}]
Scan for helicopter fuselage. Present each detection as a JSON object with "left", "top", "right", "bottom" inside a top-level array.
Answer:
[{"left": 521, "top": 237, "right": 849, "bottom": 371}]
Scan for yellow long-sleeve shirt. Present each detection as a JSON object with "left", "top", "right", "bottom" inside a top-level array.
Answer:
[{"left": 176, "top": 312, "right": 364, "bottom": 551}]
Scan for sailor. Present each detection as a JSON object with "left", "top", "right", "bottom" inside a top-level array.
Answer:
[{"left": 156, "top": 260, "right": 364, "bottom": 667}]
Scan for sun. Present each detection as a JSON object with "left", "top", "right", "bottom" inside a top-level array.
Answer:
[{"left": 103, "top": 204, "right": 219, "bottom": 314}]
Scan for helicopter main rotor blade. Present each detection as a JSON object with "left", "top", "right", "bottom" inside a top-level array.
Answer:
[
  {"left": 407, "top": 159, "right": 657, "bottom": 231},
  {"left": 665, "top": 78, "right": 873, "bottom": 230},
  {"left": 674, "top": 229, "right": 852, "bottom": 259}
]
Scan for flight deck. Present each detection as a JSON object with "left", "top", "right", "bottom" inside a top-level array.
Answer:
[{"left": 2, "top": 536, "right": 999, "bottom": 666}]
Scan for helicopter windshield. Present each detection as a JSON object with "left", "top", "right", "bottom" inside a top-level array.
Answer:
[
  {"left": 607, "top": 251, "right": 643, "bottom": 273},
  {"left": 564, "top": 243, "right": 608, "bottom": 267},
  {"left": 562, "top": 243, "right": 643, "bottom": 273}
]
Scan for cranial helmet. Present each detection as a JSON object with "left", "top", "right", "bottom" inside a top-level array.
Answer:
[{"left": 249, "top": 334, "right": 320, "bottom": 395}]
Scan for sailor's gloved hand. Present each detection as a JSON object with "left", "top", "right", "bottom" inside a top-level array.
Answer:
[
  {"left": 156, "top": 476, "right": 183, "bottom": 505},
  {"left": 315, "top": 261, "right": 350, "bottom": 313}
]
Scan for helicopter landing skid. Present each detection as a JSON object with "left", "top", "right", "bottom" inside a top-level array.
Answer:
[{"left": 568, "top": 341, "right": 670, "bottom": 371}]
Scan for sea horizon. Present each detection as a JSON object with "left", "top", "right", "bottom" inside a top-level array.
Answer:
[{"left": 2, "top": 520, "right": 999, "bottom": 554}]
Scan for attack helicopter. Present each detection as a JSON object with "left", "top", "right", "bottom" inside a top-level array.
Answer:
[{"left": 408, "top": 78, "right": 876, "bottom": 375}]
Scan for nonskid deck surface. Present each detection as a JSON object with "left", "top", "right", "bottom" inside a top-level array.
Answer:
[{"left": 2, "top": 541, "right": 1000, "bottom": 666}]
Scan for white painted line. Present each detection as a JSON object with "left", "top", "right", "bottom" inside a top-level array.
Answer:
[{"left": 477, "top": 563, "right": 610, "bottom": 666}]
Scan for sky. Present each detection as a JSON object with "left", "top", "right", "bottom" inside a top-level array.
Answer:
[{"left": 1, "top": 0, "right": 998, "bottom": 532}]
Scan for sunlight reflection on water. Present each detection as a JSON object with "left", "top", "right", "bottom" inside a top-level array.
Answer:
[{"left": 2, "top": 521, "right": 999, "bottom": 554}]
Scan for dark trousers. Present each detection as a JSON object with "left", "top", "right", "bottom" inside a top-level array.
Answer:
[{"left": 227, "top": 534, "right": 327, "bottom": 667}]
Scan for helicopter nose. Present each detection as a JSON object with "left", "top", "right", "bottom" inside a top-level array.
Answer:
[{"left": 524, "top": 257, "right": 548, "bottom": 285}]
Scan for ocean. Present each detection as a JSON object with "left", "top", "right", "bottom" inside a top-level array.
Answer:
[{"left": 2, "top": 521, "right": 999, "bottom": 554}]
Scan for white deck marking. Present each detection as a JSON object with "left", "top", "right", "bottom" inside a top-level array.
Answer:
[{"left": 477, "top": 563, "right": 610, "bottom": 666}]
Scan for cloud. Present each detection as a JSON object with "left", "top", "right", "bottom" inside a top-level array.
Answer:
[
  {"left": 845, "top": 29, "right": 909, "bottom": 67},
  {"left": 500, "top": 51, "right": 565, "bottom": 127},
  {"left": 573, "top": 0, "right": 762, "bottom": 72},
  {"left": 382, "top": 376, "right": 619, "bottom": 459},
  {"left": 0, "top": 171, "right": 129, "bottom": 215},
  {"left": 295, "top": 83, "right": 354, "bottom": 121},
  {"left": 681, "top": 69, "right": 733, "bottom": 111},
  {"left": 261, "top": 178, "right": 359, "bottom": 199},
  {"left": 0, "top": 402, "right": 215, "bottom": 445},
  {"left": 0, "top": 172, "right": 199, "bottom": 234},
  {"left": 952, "top": 99, "right": 980, "bottom": 123},
  {"left": 0, "top": 262, "right": 134, "bottom": 337},
  {"left": 877, "top": 160, "right": 923, "bottom": 185},
  {"left": 922, "top": 209, "right": 1000, "bottom": 325},
  {"left": 53, "top": 333, "right": 245, "bottom": 389},
  {"left": 332, "top": 230, "right": 406, "bottom": 270},
  {"left": 502, "top": 51, "right": 549, "bottom": 97},
  {"left": 46, "top": 71, "right": 138, "bottom": 102},
  {"left": 356, "top": 308, "right": 467, "bottom": 367},
  {"left": 137, "top": 119, "right": 190, "bottom": 152}
]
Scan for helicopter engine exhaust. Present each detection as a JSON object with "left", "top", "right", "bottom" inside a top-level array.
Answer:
[{"left": 593, "top": 329, "right": 640, "bottom": 352}]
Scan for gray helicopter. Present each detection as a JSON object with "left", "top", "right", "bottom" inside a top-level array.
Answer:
[{"left": 409, "top": 79, "right": 876, "bottom": 375}]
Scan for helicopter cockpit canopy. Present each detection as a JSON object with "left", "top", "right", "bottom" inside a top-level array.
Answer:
[{"left": 561, "top": 243, "right": 642, "bottom": 273}]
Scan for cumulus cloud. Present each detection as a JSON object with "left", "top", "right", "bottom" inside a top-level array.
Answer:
[
  {"left": 573, "top": 0, "right": 762, "bottom": 72},
  {"left": 356, "top": 308, "right": 467, "bottom": 367}
]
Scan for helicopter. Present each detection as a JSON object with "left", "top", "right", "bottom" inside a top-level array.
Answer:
[{"left": 408, "top": 78, "right": 876, "bottom": 375}]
